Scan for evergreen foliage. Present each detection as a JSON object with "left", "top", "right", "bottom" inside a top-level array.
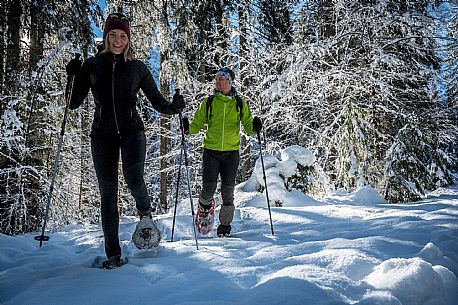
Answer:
[
  {"left": 383, "top": 123, "right": 430, "bottom": 202},
  {"left": 332, "top": 99, "right": 380, "bottom": 191},
  {"left": 286, "top": 164, "right": 319, "bottom": 196}
]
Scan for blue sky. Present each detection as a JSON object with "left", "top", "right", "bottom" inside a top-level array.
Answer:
[{"left": 91, "top": 0, "right": 106, "bottom": 38}]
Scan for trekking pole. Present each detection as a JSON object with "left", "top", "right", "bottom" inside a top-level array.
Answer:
[
  {"left": 169, "top": 145, "right": 183, "bottom": 242},
  {"left": 35, "top": 54, "right": 79, "bottom": 247},
  {"left": 176, "top": 89, "right": 199, "bottom": 249},
  {"left": 256, "top": 127, "right": 275, "bottom": 235}
]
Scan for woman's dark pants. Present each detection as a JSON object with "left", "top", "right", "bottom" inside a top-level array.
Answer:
[{"left": 91, "top": 131, "right": 151, "bottom": 259}]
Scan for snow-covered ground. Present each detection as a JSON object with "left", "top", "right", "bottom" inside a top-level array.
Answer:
[{"left": 1, "top": 184, "right": 457, "bottom": 305}]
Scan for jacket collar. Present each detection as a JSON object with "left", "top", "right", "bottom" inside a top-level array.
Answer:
[
  {"left": 100, "top": 52, "right": 126, "bottom": 64},
  {"left": 214, "top": 87, "right": 236, "bottom": 97}
]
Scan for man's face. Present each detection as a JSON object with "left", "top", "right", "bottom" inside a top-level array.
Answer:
[{"left": 215, "top": 75, "right": 232, "bottom": 94}]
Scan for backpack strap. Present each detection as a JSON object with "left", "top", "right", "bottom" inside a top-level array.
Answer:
[
  {"left": 235, "top": 95, "right": 243, "bottom": 119},
  {"left": 205, "top": 95, "right": 214, "bottom": 123},
  {"left": 206, "top": 94, "right": 243, "bottom": 123}
]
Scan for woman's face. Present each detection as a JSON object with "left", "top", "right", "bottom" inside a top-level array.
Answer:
[
  {"left": 107, "top": 29, "right": 129, "bottom": 54},
  {"left": 215, "top": 75, "right": 232, "bottom": 95}
]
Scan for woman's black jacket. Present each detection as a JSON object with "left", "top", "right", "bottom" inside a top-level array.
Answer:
[{"left": 69, "top": 52, "right": 175, "bottom": 136}]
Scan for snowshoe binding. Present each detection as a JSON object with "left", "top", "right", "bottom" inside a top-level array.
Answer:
[
  {"left": 217, "top": 224, "right": 231, "bottom": 237},
  {"left": 132, "top": 215, "right": 161, "bottom": 249},
  {"left": 93, "top": 255, "right": 128, "bottom": 269},
  {"left": 195, "top": 199, "right": 215, "bottom": 235}
]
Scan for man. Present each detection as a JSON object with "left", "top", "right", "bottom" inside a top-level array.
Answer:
[{"left": 183, "top": 67, "right": 262, "bottom": 237}]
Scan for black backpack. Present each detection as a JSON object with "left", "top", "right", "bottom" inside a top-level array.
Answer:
[{"left": 205, "top": 94, "right": 243, "bottom": 122}]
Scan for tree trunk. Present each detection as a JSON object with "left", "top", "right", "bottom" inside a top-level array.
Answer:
[
  {"left": 78, "top": 99, "right": 91, "bottom": 211},
  {"left": 25, "top": 2, "right": 46, "bottom": 202},
  {"left": 238, "top": 1, "right": 251, "bottom": 182},
  {"left": 317, "top": 1, "right": 335, "bottom": 39},
  {"left": 29, "top": 6, "right": 44, "bottom": 72},
  {"left": 159, "top": 2, "right": 171, "bottom": 214},
  {"left": 159, "top": 116, "right": 170, "bottom": 213},
  {"left": 77, "top": 0, "right": 92, "bottom": 212},
  {"left": 0, "top": 1, "right": 6, "bottom": 96},
  {"left": 0, "top": 0, "right": 23, "bottom": 233},
  {"left": 5, "top": 0, "right": 21, "bottom": 91},
  {"left": 214, "top": 0, "right": 227, "bottom": 67}
]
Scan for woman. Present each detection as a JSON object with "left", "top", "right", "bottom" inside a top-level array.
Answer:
[{"left": 66, "top": 12, "right": 184, "bottom": 268}]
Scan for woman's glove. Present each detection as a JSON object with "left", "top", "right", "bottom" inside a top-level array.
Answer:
[
  {"left": 66, "top": 54, "right": 82, "bottom": 77},
  {"left": 171, "top": 91, "right": 185, "bottom": 113}
]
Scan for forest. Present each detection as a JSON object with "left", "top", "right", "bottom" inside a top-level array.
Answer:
[{"left": 1, "top": 0, "right": 458, "bottom": 235}]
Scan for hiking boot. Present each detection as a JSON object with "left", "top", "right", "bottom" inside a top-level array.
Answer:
[
  {"left": 217, "top": 224, "right": 231, "bottom": 237},
  {"left": 198, "top": 201, "right": 212, "bottom": 213},
  {"left": 102, "top": 255, "right": 127, "bottom": 269}
]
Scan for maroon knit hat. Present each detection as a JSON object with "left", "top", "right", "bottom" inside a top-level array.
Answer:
[{"left": 103, "top": 13, "right": 131, "bottom": 40}]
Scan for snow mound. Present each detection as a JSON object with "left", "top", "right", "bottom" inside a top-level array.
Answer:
[
  {"left": 350, "top": 186, "right": 387, "bottom": 204},
  {"left": 356, "top": 291, "right": 402, "bottom": 305},
  {"left": 328, "top": 186, "right": 387, "bottom": 205},
  {"left": 236, "top": 188, "right": 321, "bottom": 208},
  {"left": 248, "top": 145, "right": 324, "bottom": 205},
  {"left": 418, "top": 242, "right": 458, "bottom": 275},
  {"left": 253, "top": 155, "right": 288, "bottom": 204},
  {"left": 279, "top": 145, "right": 315, "bottom": 178},
  {"left": 239, "top": 175, "right": 261, "bottom": 193},
  {"left": 365, "top": 257, "right": 458, "bottom": 305},
  {"left": 281, "top": 145, "right": 316, "bottom": 167}
]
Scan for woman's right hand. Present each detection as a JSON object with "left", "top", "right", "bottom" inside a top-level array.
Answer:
[
  {"left": 172, "top": 91, "right": 185, "bottom": 113},
  {"left": 66, "top": 54, "right": 82, "bottom": 77}
]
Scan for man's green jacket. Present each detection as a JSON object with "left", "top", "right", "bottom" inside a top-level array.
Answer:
[{"left": 189, "top": 92, "right": 255, "bottom": 151}]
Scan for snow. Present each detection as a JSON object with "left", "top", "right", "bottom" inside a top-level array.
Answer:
[
  {"left": 1, "top": 148, "right": 458, "bottom": 305},
  {"left": 328, "top": 186, "right": 388, "bottom": 205},
  {"left": 281, "top": 145, "right": 316, "bottom": 167},
  {"left": 1, "top": 182, "right": 458, "bottom": 305}
]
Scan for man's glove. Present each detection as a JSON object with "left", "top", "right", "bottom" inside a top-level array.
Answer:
[
  {"left": 66, "top": 54, "right": 82, "bottom": 77},
  {"left": 253, "top": 116, "right": 262, "bottom": 133},
  {"left": 171, "top": 91, "right": 185, "bottom": 113},
  {"left": 181, "top": 117, "right": 189, "bottom": 135}
]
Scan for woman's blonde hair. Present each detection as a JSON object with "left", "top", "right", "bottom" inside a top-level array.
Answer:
[{"left": 101, "top": 35, "right": 134, "bottom": 61}]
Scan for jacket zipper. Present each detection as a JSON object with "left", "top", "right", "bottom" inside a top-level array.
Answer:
[
  {"left": 221, "top": 101, "right": 226, "bottom": 150},
  {"left": 112, "top": 61, "right": 121, "bottom": 137}
]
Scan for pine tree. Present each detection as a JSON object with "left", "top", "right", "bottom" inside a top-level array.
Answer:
[
  {"left": 332, "top": 99, "right": 380, "bottom": 191},
  {"left": 444, "top": 1, "right": 458, "bottom": 163},
  {"left": 383, "top": 122, "right": 434, "bottom": 202}
]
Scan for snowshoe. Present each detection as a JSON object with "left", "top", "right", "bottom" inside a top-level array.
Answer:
[
  {"left": 93, "top": 255, "right": 128, "bottom": 269},
  {"left": 132, "top": 216, "right": 161, "bottom": 249},
  {"left": 217, "top": 224, "right": 231, "bottom": 237},
  {"left": 195, "top": 199, "right": 215, "bottom": 235}
]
